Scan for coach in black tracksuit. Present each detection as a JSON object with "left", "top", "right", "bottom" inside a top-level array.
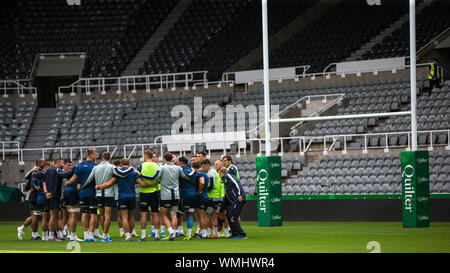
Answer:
[{"left": 218, "top": 167, "right": 247, "bottom": 239}]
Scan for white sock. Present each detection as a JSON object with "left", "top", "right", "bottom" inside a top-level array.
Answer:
[
  {"left": 57, "top": 231, "right": 64, "bottom": 238},
  {"left": 102, "top": 233, "right": 107, "bottom": 239},
  {"left": 49, "top": 232, "right": 54, "bottom": 239},
  {"left": 154, "top": 229, "right": 159, "bottom": 238},
  {"left": 151, "top": 225, "right": 155, "bottom": 231},
  {"left": 32, "top": 232, "right": 38, "bottom": 238},
  {"left": 94, "top": 228, "right": 100, "bottom": 235},
  {"left": 126, "top": 232, "right": 131, "bottom": 239},
  {"left": 201, "top": 229, "right": 208, "bottom": 237},
  {"left": 19, "top": 225, "right": 25, "bottom": 230},
  {"left": 177, "top": 226, "right": 184, "bottom": 234},
  {"left": 119, "top": 227, "right": 124, "bottom": 234},
  {"left": 187, "top": 228, "right": 192, "bottom": 236},
  {"left": 213, "top": 226, "right": 218, "bottom": 236},
  {"left": 196, "top": 227, "right": 200, "bottom": 234},
  {"left": 160, "top": 226, "right": 165, "bottom": 233},
  {"left": 42, "top": 231, "right": 48, "bottom": 240},
  {"left": 132, "top": 228, "right": 136, "bottom": 234},
  {"left": 141, "top": 229, "right": 146, "bottom": 238},
  {"left": 167, "top": 227, "right": 173, "bottom": 236}
]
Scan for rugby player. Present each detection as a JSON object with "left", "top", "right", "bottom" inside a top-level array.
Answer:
[
  {"left": 176, "top": 156, "right": 196, "bottom": 240},
  {"left": 191, "top": 162, "right": 210, "bottom": 239},
  {"left": 136, "top": 150, "right": 161, "bottom": 241},
  {"left": 17, "top": 159, "right": 46, "bottom": 240},
  {"left": 42, "top": 158, "right": 75, "bottom": 241},
  {"left": 96, "top": 158, "right": 154, "bottom": 242},
  {"left": 79, "top": 152, "right": 116, "bottom": 242},
  {"left": 36, "top": 161, "right": 51, "bottom": 240},
  {"left": 60, "top": 159, "right": 73, "bottom": 238},
  {"left": 214, "top": 159, "right": 230, "bottom": 237},
  {"left": 66, "top": 149, "right": 98, "bottom": 242},
  {"left": 202, "top": 159, "right": 221, "bottom": 238}
]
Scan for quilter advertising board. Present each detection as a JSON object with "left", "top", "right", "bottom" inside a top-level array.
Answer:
[
  {"left": 401, "top": 150, "right": 430, "bottom": 228},
  {"left": 256, "top": 156, "right": 282, "bottom": 227}
]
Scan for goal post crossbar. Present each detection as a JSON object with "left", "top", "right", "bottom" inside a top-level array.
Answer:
[{"left": 269, "top": 111, "right": 411, "bottom": 123}]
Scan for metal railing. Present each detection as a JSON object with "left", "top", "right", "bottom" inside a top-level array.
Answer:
[
  {"left": 2, "top": 129, "right": 449, "bottom": 164},
  {"left": 0, "top": 141, "right": 21, "bottom": 163},
  {"left": 417, "top": 27, "right": 450, "bottom": 58},
  {"left": 245, "top": 93, "right": 345, "bottom": 138},
  {"left": 13, "top": 145, "right": 117, "bottom": 164},
  {"left": 57, "top": 71, "right": 209, "bottom": 97},
  {"left": 0, "top": 80, "right": 37, "bottom": 98},
  {"left": 270, "top": 129, "right": 450, "bottom": 157}
]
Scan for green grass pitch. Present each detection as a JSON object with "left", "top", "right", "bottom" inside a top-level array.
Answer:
[{"left": 1, "top": 221, "right": 449, "bottom": 253}]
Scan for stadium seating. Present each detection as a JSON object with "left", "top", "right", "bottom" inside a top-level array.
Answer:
[
  {"left": 0, "top": 0, "right": 178, "bottom": 79},
  {"left": 183, "top": 0, "right": 318, "bottom": 80},
  {"left": 0, "top": 101, "right": 36, "bottom": 149},
  {"left": 251, "top": 0, "right": 409, "bottom": 72},
  {"left": 362, "top": 0, "right": 450, "bottom": 60}
]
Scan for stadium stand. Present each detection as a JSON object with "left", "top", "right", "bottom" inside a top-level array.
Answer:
[
  {"left": 250, "top": 0, "right": 410, "bottom": 72},
  {"left": 0, "top": 0, "right": 449, "bottom": 198},
  {"left": 0, "top": 0, "right": 178, "bottom": 79},
  {"left": 362, "top": 0, "right": 450, "bottom": 60}
]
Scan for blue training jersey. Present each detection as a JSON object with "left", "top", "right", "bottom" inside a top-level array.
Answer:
[
  {"left": 64, "top": 165, "right": 78, "bottom": 192},
  {"left": 179, "top": 166, "right": 197, "bottom": 198},
  {"left": 114, "top": 167, "right": 140, "bottom": 199},
  {"left": 196, "top": 169, "right": 209, "bottom": 198},
  {"left": 34, "top": 170, "right": 47, "bottom": 205},
  {"left": 75, "top": 160, "right": 97, "bottom": 198}
]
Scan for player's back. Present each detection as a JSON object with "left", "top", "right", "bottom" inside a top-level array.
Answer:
[
  {"left": 75, "top": 160, "right": 97, "bottom": 198},
  {"left": 159, "top": 163, "right": 182, "bottom": 190},
  {"left": 196, "top": 169, "right": 209, "bottom": 197},
  {"left": 180, "top": 165, "right": 197, "bottom": 198},
  {"left": 115, "top": 167, "right": 139, "bottom": 198},
  {"left": 139, "top": 161, "right": 160, "bottom": 193}
]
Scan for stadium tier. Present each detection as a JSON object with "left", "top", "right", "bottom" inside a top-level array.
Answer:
[
  {"left": 362, "top": 0, "right": 450, "bottom": 60},
  {"left": 250, "top": 0, "right": 410, "bottom": 72},
  {"left": 0, "top": 0, "right": 449, "bottom": 196}
]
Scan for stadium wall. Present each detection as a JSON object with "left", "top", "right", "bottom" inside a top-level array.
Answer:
[{"left": 1, "top": 198, "right": 449, "bottom": 222}]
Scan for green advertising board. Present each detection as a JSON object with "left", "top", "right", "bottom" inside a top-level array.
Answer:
[
  {"left": 401, "top": 150, "right": 430, "bottom": 228},
  {"left": 256, "top": 156, "right": 282, "bottom": 226}
]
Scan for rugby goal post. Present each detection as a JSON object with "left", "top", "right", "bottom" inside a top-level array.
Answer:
[{"left": 257, "top": 0, "right": 429, "bottom": 227}]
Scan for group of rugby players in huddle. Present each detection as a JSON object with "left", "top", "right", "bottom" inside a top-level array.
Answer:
[{"left": 17, "top": 149, "right": 247, "bottom": 242}]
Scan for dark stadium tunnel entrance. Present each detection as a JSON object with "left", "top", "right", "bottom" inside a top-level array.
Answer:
[{"left": 34, "top": 76, "right": 78, "bottom": 108}]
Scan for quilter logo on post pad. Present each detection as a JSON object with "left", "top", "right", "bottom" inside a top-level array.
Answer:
[{"left": 402, "top": 164, "right": 415, "bottom": 213}]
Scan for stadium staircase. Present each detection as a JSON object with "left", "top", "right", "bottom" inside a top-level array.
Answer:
[
  {"left": 23, "top": 108, "right": 57, "bottom": 161},
  {"left": 122, "top": 0, "right": 192, "bottom": 76},
  {"left": 344, "top": 0, "right": 436, "bottom": 62}
]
